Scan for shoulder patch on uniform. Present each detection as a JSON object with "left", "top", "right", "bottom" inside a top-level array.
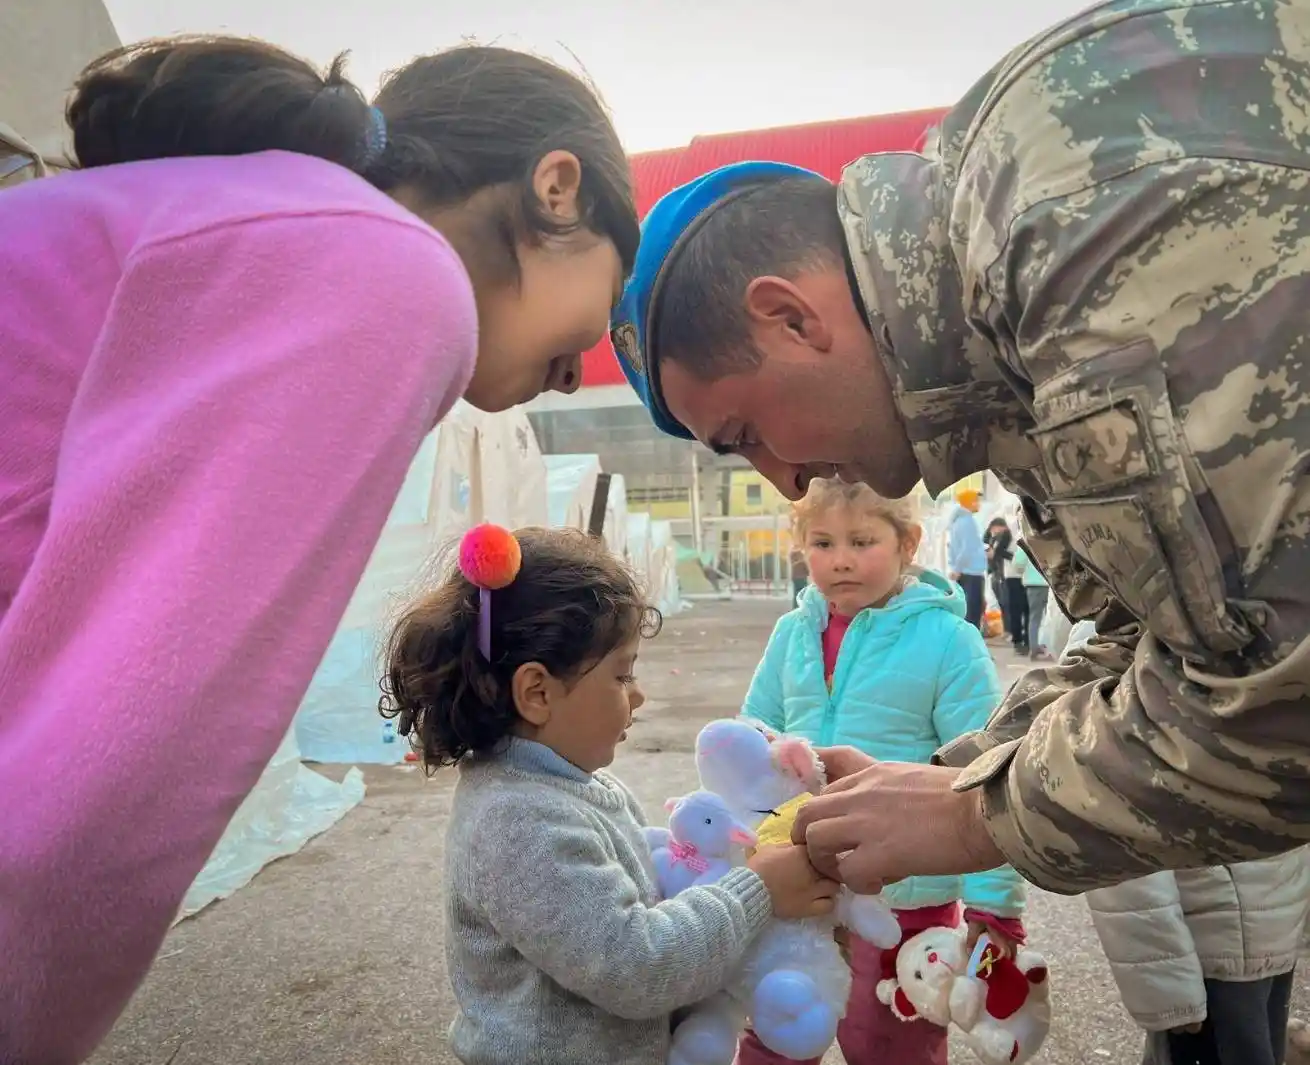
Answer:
[{"left": 611, "top": 321, "right": 643, "bottom": 375}]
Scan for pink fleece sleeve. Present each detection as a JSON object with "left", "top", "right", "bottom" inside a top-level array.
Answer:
[{"left": 0, "top": 211, "right": 475, "bottom": 1063}]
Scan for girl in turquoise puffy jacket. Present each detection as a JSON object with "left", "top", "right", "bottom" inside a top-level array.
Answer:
[{"left": 736, "top": 478, "right": 1027, "bottom": 1065}]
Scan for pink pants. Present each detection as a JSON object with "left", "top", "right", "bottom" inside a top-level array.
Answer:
[{"left": 733, "top": 920, "right": 954, "bottom": 1065}]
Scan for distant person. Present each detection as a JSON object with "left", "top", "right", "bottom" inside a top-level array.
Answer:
[
  {"left": 1013, "top": 548, "right": 1051, "bottom": 661},
  {"left": 1073, "top": 622, "right": 1310, "bottom": 1065},
  {"left": 790, "top": 547, "right": 809, "bottom": 603},
  {"left": 982, "top": 516, "right": 1010, "bottom": 635},
  {"left": 1000, "top": 516, "right": 1029, "bottom": 655},
  {"left": 700, "top": 557, "right": 732, "bottom": 594},
  {"left": 739, "top": 479, "right": 1021, "bottom": 1065},
  {"left": 381, "top": 527, "right": 836, "bottom": 1065},
  {"left": 0, "top": 34, "right": 642, "bottom": 1063},
  {"left": 945, "top": 487, "right": 986, "bottom": 629}
]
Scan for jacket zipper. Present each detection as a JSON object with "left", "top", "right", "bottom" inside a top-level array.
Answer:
[{"left": 819, "top": 611, "right": 867, "bottom": 747}]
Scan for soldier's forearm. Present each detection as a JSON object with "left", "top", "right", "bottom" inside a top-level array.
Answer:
[
  {"left": 972, "top": 633, "right": 1310, "bottom": 893},
  {"left": 935, "top": 611, "right": 1139, "bottom": 767}
]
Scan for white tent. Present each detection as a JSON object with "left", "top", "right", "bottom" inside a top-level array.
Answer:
[
  {"left": 294, "top": 403, "right": 548, "bottom": 764},
  {"left": 604, "top": 473, "right": 629, "bottom": 562},
  {"left": 648, "top": 519, "right": 684, "bottom": 616},
  {"left": 1, "top": 0, "right": 119, "bottom": 163},
  {"left": 628, "top": 511, "right": 651, "bottom": 594},
  {"left": 543, "top": 456, "right": 629, "bottom": 561},
  {"left": 477, "top": 404, "right": 549, "bottom": 530},
  {"left": 545, "top": 453, "right": 602, "bottom": 530},
  {"left": 178, "top": 728, "right": 364, "bottom": 921},
  {"left": 627, "top": 512, "right": 684, "bottom": 616}
]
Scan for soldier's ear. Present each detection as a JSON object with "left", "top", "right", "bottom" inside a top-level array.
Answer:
[{"left": 743, "top": 275, "right": 832, "bottom": 354}]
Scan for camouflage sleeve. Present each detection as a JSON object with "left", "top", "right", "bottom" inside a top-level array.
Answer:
[{"left": 937, "top": 0, "right": 1310, "bottom": 893}]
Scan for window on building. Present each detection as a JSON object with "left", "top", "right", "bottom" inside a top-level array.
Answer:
[
  {"left": 746, "top": 483, "right": 762, "bottom": 505},
  {"left": 628, "top": 486, "right": 691, "bottom": 505}
]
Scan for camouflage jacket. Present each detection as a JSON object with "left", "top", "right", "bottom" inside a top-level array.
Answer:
[{"left": 839, "top": 0, "right": 1310, "bottom": 893}]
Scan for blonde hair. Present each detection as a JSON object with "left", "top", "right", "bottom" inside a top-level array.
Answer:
[{"left": 791, "top": 477, "right": 921, "bottom": 543}]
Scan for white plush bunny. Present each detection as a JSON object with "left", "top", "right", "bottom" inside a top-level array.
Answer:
[{"left": 695, "top": 717, "right": 903, "bottom": 952}]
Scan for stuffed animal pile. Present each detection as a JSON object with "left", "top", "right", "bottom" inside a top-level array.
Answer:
[
  {"left": 643, "top": 718, "right": 1053, "bottom": 1065},
  {"left": 642, "top": 718, "right": 900, "bottom": 1065}
]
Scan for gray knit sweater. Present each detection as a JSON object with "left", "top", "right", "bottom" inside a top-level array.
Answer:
[{"left": 444, "top": 738, "right": 773, "bottom": 1065}]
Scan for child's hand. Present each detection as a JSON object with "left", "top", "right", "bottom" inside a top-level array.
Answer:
[
  {"left": 748, "top": 844, "right": 839, "bottom": 920},
  {"left": 814, "top": 745, "right": 877, "bottom": 783},
  {"left": 833, "top": 925, "right": 853, "bottom": 964},
  {"left": 966, "top": 920, "right": 1019, "bottom": 959}
]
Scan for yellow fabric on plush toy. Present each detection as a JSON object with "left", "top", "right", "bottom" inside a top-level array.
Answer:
[{"left": 753, "top": 792, "right": 815, "bottom": 847}]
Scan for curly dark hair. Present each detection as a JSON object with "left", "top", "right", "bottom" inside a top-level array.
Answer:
[{"left": 379, "top": 527, "right": 661, "bottom": 770}]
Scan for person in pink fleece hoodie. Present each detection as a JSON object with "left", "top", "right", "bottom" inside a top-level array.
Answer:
[{"left": 0, "top": 36, "right": 638, "bottom": 1064}]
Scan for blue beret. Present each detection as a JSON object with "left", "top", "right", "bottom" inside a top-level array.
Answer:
[{"left": 610, "top": 160, "right": 825, "bottom": 439}]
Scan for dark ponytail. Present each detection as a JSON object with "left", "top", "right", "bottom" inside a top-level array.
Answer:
[
  {"left": 65, "top": 36, "right": 639, "bottom": 275},
  {"left": 67, "top": 38, "right": 374, "bottom": 173}
]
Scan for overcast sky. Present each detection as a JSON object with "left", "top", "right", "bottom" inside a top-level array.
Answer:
[{"left": 104, "top": 0, "right": 1095, "bottom": 153}]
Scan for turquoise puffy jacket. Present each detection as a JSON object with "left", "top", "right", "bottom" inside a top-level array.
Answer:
[{"left": 742, "top": 569, "right": 1026, "bottom": 917}]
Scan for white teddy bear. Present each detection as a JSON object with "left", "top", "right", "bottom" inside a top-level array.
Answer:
[
  {"left": 876, "top": 924, "right": 1052, "bottom": 1065},
  {"left": 645, "top": 718, "right": 902, "bottom": 1065}
]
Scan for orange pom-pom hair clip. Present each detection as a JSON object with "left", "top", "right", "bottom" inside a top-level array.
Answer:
[{"left": 458, "top": 524, "right": 522, "bottom": 659}]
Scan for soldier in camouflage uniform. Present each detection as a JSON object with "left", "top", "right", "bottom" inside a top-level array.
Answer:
[{"left": 613, "top": 0, "right": 1310, "bottom": 895}]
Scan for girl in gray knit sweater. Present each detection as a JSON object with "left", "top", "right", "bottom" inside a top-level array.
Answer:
[{"left": 379, "top": 526, "right": 838, "bottom": 1065}]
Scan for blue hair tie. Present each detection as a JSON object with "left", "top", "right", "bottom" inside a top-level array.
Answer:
[{"left": 361, "top": 106, "right": 388, "bottom": 168}]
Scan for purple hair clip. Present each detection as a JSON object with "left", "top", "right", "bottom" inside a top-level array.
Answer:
[{"left": 457, "top": 524, "right": 523, "bottom": 659}]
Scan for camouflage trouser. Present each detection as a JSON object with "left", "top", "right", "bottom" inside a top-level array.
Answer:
[{"left": 1141, "top": 972, "right": 1293, "bottom": 1065}]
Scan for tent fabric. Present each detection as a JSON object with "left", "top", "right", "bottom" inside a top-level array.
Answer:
[
  {"left": 648, "top": 519, "right": 683, "bottom": 616},
  {"left": 627, "top": 512, "right": 684, "bottom": 616},
  {"left": 582, "top": 107, "right": 950, "bottom": 388},
  {"left": 476, "top": 404, "right": 550, "bottom": 530},
  {"left": 545, "top": 453, "right": 602, "bottom": 530},
  {"left": 294, "top": 403, "right": 548, "bottom": 765},
  {"left": 543, "top": 456, "right": 629, "bottom": 560},
  {"left": 0, "top": 0, "right": 119, "bottom": 161},
  {"left": 178, "top": 727, "right": 365, "bottom": 921},
  {"left": 604, "top": 474, "right": 629, "bottom": 561}
]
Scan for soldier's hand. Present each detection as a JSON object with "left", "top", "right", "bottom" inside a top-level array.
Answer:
[
  {"left": 814, "top": 745, "right": 876, "bottom": 783},
  {"left": 791, "top": 762, "right": 1006, "bottom": 893}
]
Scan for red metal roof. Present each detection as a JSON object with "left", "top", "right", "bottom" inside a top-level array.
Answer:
[{"left": 581, "top": 107, "right": 950, "bottom": 388}]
